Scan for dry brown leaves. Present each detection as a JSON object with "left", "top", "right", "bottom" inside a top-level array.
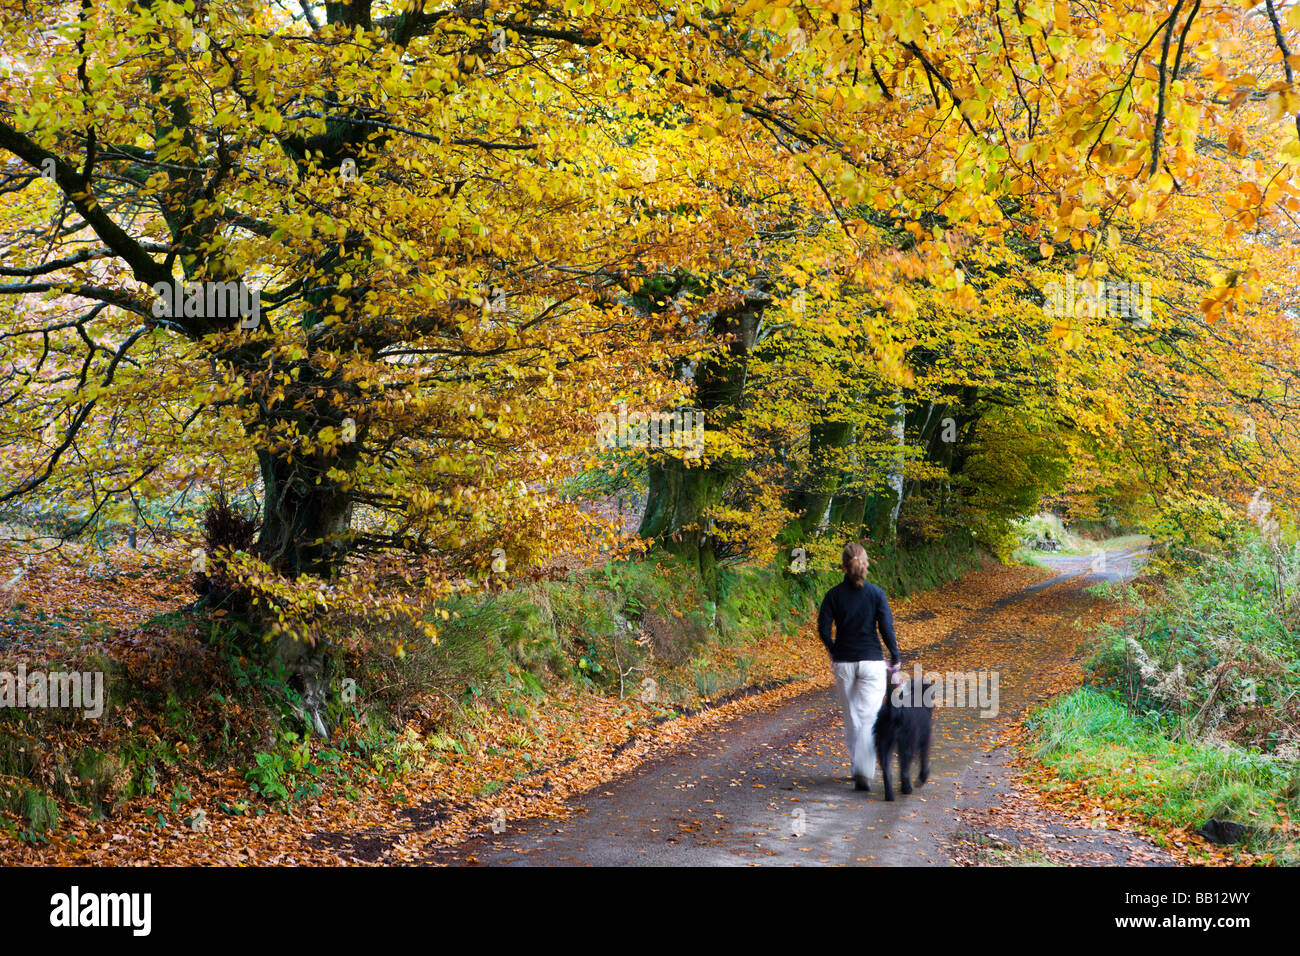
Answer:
[
  {"left": 7, "top": 549, "right": 1254, "bottom": 868},
  {"left": 2, "top": 554, "right": 1045, "bottom": 866}
]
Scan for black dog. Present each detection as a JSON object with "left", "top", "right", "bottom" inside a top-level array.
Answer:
[{"left": 873, "top": 673, "right": 934, "bottom": 801}]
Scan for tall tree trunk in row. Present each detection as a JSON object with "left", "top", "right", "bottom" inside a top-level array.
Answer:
[
  {"left": 639, "top": 291, "right": 767, "bottom": 596},
  {"left": 852, "top": 394, "right": 906, "bottom": 545},
  {"left": 789, "top": 419, "right": 856, "bottom": 539},
  {"left": 900, "top": 386, "right": 982, "bottom": 522}
]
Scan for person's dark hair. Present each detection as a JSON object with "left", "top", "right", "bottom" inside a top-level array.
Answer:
[{"left": 841, "top": 542, "right": 868, "bottom": 589}]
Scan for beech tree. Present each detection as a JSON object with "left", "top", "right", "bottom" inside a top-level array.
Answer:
[{"left": 2, "top": 0, "right": 1299, "bottom": 644}]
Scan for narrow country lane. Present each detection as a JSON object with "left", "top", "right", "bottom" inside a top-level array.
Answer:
[{"left": 424, "top": 549, "right": 1174, "bottom": 866}]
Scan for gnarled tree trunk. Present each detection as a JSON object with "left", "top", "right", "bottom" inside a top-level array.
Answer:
[{"left": 639, "top": 291, "right": 766, "bottom": 596}]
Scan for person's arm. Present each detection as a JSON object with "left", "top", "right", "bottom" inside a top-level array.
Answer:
[
  {"left": 817, "top": 590, "right": 835, "bottom": 656},
  {"left": 876, "top": 589, "right": 901, "bottom": 665}
]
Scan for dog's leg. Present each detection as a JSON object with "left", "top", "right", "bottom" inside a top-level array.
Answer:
[
  {"left": 918, "top": 726, "right": 931, "bottom": 786},
  {"left": 877, "top": 737, "right": 895, "bottom": 801},
  {"left": 898, "top": 739, "right": 914, "bottom": 795}
]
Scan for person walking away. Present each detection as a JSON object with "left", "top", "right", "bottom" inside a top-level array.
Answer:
[{"left": 817, "top": 542, "right": 901, "bottom": 791}]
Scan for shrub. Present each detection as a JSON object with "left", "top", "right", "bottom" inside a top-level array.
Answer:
[
  {"left": 1087, "top": 538, "right": 1300, "bottom": 755},
  {"left": 193, "top": 489, "right": 259, "bottom": 616}
]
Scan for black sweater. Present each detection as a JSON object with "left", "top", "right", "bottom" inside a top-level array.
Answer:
[{"left": 817, "top": 580, "right": 901, "bottom": 664}]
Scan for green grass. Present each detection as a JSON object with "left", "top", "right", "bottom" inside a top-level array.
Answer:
[
  {"left": 369, "top": 534, "right": 979, "bottom": 717},
  {"left": 1011, "top": 512, "right": 1083, "bottom": 556},
  {"left": 1028, "top": 687, "right": 1300, "bottom": 861},
  {"left": 1019, "top": 534, "right": 1150, "bottom": 565},
  {"left": 1025, "top": 535, "right": 1300, "bottom": 861}
]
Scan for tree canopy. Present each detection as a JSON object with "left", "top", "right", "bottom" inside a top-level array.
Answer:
[{"left": 2, "top": 0, "right": 1298, "bottom": 648}]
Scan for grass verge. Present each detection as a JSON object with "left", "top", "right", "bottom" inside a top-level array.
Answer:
[
  {"left": 0, "top": 534, "right": 979, "bottom": 851},
  {"left": 1023, "top": 534, "right": 1300, "bottom": 864}
]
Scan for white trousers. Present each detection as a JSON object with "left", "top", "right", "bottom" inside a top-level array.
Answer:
[{"left": 832, "top": 660, "right": 889, "bottom": 781}]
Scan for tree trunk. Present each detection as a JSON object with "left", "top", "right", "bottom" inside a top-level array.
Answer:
[
  {"left": 248, "top": 415, "right": 359, "bottom": 738},
  {"left": 828, "top": 483, "right": 867, "bottom": 535},
  {"left": 790, "top": 419, "right": 855, "bottom": 539},
  {"left": 640, "top": 459, "right": 728, "bottom": 592},
  {"left": 255, "top": 448, "right": 356, "bottom": 578},
  {"left": 900, "top": 387, "right": 981, "bottom": 521},
  {"left": 855, "top": 395, "right": 906, "bottom": 545},
  {"left": 638, "top": 291, "right": 765, "bottom": 594}
]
